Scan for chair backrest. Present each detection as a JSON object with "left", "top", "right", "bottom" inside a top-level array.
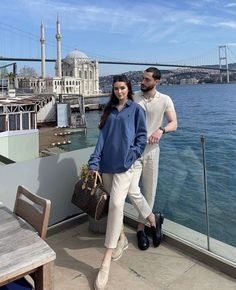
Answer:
[{"left": 14, "top": 185, "right": 51, "bottom": 240}]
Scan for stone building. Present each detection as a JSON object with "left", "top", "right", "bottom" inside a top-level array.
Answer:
[{"left": 18, "top": 18, "right": 99, "bottom": 96}]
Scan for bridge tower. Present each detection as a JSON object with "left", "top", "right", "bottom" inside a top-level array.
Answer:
[{"left": 219, "top": 45, "right": 229, "bottom": 83}]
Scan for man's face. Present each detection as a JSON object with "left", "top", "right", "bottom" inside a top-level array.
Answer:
[{"left": 141, "top": 71, "right": 159, "bottom": 92}]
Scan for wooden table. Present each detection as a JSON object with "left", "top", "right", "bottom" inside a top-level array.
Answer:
[{"left": 0, "top": 203, "right": 56, "bottom": 289}]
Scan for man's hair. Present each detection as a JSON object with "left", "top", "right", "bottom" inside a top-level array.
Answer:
[{"left": 145, "top": 67, "right": 161, "bottom": 80}]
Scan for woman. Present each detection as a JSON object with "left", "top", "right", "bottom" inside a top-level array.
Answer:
[{"left": 88, "top": 75, "right": 159, "bottom": 290}]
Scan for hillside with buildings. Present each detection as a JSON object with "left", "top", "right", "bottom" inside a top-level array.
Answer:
[{"left": 99, "top": 64, "right": 236, "bottom": 92}]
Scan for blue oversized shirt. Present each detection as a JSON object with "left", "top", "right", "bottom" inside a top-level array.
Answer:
[{"left": 88, "top": 99, "right": 147, "bottom": 173}]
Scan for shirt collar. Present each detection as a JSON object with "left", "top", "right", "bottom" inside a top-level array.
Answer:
[
  {"left": 142, "top": 90, "right": 159, "bottom": 101},
  {"left": 126, "top": 99, "right": 133, "bottom": 106},
  {"left": 112, "top": 98, "right": 133, "bottom": 108}
]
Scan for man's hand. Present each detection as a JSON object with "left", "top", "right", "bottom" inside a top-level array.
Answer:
[{"left": 148, "top": 129, "right": 163, "bottom": 144}]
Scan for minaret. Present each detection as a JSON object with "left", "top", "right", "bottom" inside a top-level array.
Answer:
[
  {"left": 55, "top": 16, "right": 62, "bottom": 77},
  {"left": 95, "top": 60, "right": 99, "bottom": 93},
  {"left": 40, "top": 21, "right": 46, "bottom": 79}
]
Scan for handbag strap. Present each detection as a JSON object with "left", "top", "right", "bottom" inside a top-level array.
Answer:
[
  {"left": 83, "top": 171, "right": 103, "bottom": 191},
  {"left": 94, "top": 171, "right": 102, "bottom": 185}
]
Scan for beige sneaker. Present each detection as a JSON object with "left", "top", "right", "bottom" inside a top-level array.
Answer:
[
  {"left": 94, "top": 265, "right": 110, "bottom": 290},
  {"left": 111, "top": 236, "right": 128, "bottom": 261}
]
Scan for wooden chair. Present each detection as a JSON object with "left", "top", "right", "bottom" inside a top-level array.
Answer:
[
  {"left": 0, "top": 186, "right": 52, "bottom": 290},
  {"left": 14, "top": 185, "right": 51, "bottom": 240}
]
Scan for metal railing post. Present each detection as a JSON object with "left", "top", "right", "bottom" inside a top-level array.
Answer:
[{"left": 200, "top": 135, "right": 210, "bottom": 250}]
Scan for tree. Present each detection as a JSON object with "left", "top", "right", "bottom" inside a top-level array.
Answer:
[
  {"left": 7, "top": 72, "right": 15, "bottom": 89},
  {"left": 0, "top": 66, "right": 8, "bottom": 78},
  {"left": 18, "top": 66, "right": 38, "bottom": 77}
]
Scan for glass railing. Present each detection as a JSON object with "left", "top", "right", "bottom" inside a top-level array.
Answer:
[
  {"left": 157, "top": 132, "right": 207, "bottom": 246},
  {"left": 206, "top": 135, "right": 236, "bottom": 261},
  {"left": 155, "top": 131, "right": 236, "bottom": 264}
]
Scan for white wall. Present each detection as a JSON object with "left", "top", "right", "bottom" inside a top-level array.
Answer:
[
  {"left": 0, "top": 147, "right": 94, "bottom": 225},
  {"left": 0, "top": 130, "right": 39, "bottom": 162},
  {"left": 37, "top": 99, "right": 56, "bottom": 123}
]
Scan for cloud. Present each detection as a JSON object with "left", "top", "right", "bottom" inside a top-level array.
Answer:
[
  {"left": 168, "top": 39, "right": 181, "bottom": 44},
  {"left": 0, "top": 0, "right": 223, "bottom": 43},
  {"left": 217, "top": 21, "right": 236, "bottom": 29},
  {"left": 184, "top": 18, "right": 206, "bottom": 25},
  {"left": 224, "top": 3, "right": 236, "bottom": 8},
  {"left": 2, "top": 0, "right": 236, "bottom": 62}
]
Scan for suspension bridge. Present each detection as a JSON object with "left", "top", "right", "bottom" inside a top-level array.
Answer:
[{"left": 0, "top": 56, "right": 234, "bottom": 72}]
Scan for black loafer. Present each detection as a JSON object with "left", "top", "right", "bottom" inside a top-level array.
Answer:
[
  {"left": 151, "top": 212, "right": 164, "bottom": 247},
  {"left": 137, "top": 230, "right": 150, "bottom": 250}
]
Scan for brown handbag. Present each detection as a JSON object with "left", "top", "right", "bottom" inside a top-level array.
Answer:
[{"left": 71, "top": 171, "right": 109, "bottom": 220}]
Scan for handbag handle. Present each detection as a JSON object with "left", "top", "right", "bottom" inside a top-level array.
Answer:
[
  {"left": 82, "top": 171, "right": 103, "bottom": 194},
  {"left": 93, "top": 171, "right": 103, "bottom": 185}
]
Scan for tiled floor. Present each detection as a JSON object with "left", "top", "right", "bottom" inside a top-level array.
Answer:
[{"left": 47, "top": 219, "right": 236, "bottom": 290}]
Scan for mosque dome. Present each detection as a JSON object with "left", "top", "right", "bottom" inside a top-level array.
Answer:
[{"left": 64, "top": 49, "right": 90, "bottom": 63}]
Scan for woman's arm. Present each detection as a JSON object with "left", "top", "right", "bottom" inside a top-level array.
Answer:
[{"left": 88, "top": 130, "right": 105, "bottom": 171}]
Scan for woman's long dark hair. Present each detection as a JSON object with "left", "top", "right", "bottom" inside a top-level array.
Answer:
[{"left": 99, "top": 75, "right": 133, "bottom": 129}]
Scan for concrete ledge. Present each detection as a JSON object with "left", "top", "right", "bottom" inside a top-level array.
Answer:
[{"left": 47, "top": 213, "right": 88, "bottom": 237}]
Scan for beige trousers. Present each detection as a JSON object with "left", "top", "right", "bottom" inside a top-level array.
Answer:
[
  {"left": 102, "top": 165, "right": 152, "bottom": 249},
  {"left": 128, "top": 143, "right": 160, "bottom": 223}
]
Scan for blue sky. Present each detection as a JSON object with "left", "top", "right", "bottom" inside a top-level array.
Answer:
[{"left": 1, "top": 0, "right": 236, "bottom": 76}]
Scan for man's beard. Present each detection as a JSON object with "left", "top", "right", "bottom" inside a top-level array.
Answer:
[{"left": 141, "top": 83, "right": 155, "bottom": 92}]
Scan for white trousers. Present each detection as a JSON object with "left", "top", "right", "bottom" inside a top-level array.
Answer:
[
  {"left": 102, "top": 165, "right": 152, "bottom": 249},
  {"left": 128, "top": 143, "right": 160, "bottom": 223}
]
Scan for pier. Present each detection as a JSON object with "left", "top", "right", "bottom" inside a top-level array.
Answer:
[{"left": 71, "top": 102, "right": 105, "bottom": 112}]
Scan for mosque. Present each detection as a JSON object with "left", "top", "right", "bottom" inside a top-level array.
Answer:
[{"left": 18, "top": 18, "right": 99, "bottom": 96}]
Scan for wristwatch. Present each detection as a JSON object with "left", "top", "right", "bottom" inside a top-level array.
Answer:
[{"left": 159, "top": 126, "right": 165, "bottom": 134}]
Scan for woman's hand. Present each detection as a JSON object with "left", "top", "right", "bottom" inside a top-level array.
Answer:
[{"left": 88, "top": 169, "right": 99, "bottom": 176}]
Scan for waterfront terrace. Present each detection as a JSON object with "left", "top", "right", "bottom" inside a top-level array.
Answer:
[{"left": 0, "top": 146, "right": 235, "bottom": 289}]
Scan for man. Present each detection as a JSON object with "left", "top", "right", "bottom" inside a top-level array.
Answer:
[
  {"left": 133, "top": 66, "right": 177, "bottom": 250},
  {"left": 112, "top": 67, "right": 177, "bottom": 259}
]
